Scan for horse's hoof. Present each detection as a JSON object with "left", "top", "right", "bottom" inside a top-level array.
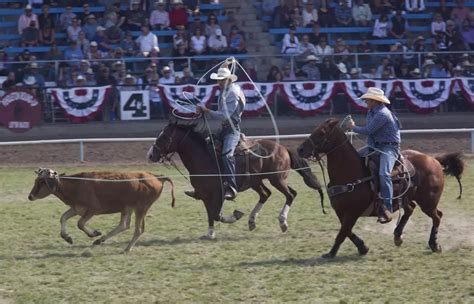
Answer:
[
  {"left": 93, "top": 239, "right": 103, "bottom": 246},
  {"left": 63, "top": 236, "right": 73, "bottom": 244},
  {"left": 233, "top": 210, "right": 244, "bottom": 220},
  {"left": 90, "top": 230, "right": 102, "bottom": 237},
  {"left": 248, "top": 221, "right": 256, "bottom": 231},
  {"left": 430, "top": 243, "right": 442, "bottom": 253},
  {"left": 199, "top": 235, "right": 216, "bottom": 241},
  {"left": 394, "top": 235, "right": 404, "bottom": 247},
  {"left": 358, "top": 246, "right": 369, "bottom": 256},
  {"left": 322, "top": 252, "right": 335, "bottom": 259},
  {"left": 280, "top": 221, "right": 288, "bottom": 233}
]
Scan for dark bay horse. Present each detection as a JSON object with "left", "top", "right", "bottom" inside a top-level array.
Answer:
[
  {"left": 148, "top": 121, "right": 324, "bottom": 239},
  {"left": 297, "top": 118, "right": 464, "bottom": 258}
]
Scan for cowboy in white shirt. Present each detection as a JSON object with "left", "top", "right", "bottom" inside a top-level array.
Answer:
[{"left": 136, "top": 25, "right": 159, "bottom": 55}]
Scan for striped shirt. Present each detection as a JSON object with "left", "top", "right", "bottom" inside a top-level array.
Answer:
[{"left": 353, "top": 104, "right": 400, "bottom": 146}]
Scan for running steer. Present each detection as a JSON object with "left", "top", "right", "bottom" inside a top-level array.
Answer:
[{"left": 28, "top": 168, "right": 175, "bottom": 252}]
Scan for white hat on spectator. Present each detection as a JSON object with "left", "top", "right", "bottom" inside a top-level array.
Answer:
[
  {"left": 424, "top": 59, "right": 435, "bottom": 66},
  {"left": 306, "top": 55, "right": 317, "bottom": 62},
  {"left": 350, "top": 67, "right": 360, "bottom": 75},
  {"left": 360, "top": 87, "right": 390, "bottom": 104},
  {"left": 86, "top": 68, "right": 94, "bottom": 74},
  {"left": 156, "top": 0, "right": 166, "bottom": 4},
  {"left": 172, "top": 0, "right": 183, "bottom": 4},
  {"left": 90, "top": 41, "right": 98, "bottom": 47},
  {"left": 215, "top": 28, "right": 222, "bottom": 36},
  {"left": 25, "top": 4, "right": 32, "bottom": 10},
  {"left": 161, "top": 66, "right": 172, "bottom": 73},
  {"left": 125, "top": 74, "right": 135, "bottom": 79},
  {"left": 336, "top": 62, "right": 347, "bottom": 74},
  {"left": 462, "top": 60, "right": 472, "bottom": 67},
  {"left": 29, "top": 62, "right": 39, "bottom": 68},
  {"left": 87, "top": 14, "right": 96, "bottom": 19},
  {"left": 453, "top": 65, "right": 463, "bottom": 71},
  {"left": 76, "top": 75, "right": 86, "bottom": 81},
  {"left": 96, "top": 26, "right": 106, "bottom": 32},
  {"left": 410, "top": 68, "right": 421, "bottom": 76},
  {"left": 24, "top": 76, "right": 37, "bottom": 86}
]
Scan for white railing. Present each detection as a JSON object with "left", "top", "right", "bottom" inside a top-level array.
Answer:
[{"left": 1, "top": 129, "right": 473, "bottom": 162}]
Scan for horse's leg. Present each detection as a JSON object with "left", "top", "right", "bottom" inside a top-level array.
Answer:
[
  {"left": 423, "top": 206, "right": 443, "bottom": 253},
  {"left": 334, "top": 209, "right": 369, "bottom": 256},
  {"left": 269, "top": 177, "right": 295, "bottom": 232},
  {"left": 248, "top": 182, "right": 271, "bottom": 231},
  {"left": 323, "top": 215, "right": 358, "bottom": 258},
  {"left": 200, "top": 198, "right": 219, "bottom": 240},
  {"left": 393, "top": 200, "right": 417, "bottom": 247}
]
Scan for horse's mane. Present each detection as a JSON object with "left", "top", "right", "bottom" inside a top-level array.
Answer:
[{"left": 175, "top": 124, "right": 208, "bottom": 147}]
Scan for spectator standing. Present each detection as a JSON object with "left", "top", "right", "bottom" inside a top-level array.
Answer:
[
  {"left": 405, "top": 0, "right": 425, "bottom": 13},
  {"left": 150, "top": 0, "right": 170, "bottom": 30},
  {"left": 302, "top": 2, "right": 318, "bottom": 28},
  {"left": 450, "top": 0, "right": 469, "bottom": 28},
  {"left": 266, "top": 65, "right": 281, "bottom": 82},
  {"left": 389, "top": 10, "right": 407, "bottom": 39},
  {"left": 59, "top": 6, "right": 77, "bottom": 31},
  {"left": 96, "top": 66, "right": 119, "bottom": 121},
  {"left": 335, "top": 1, "right": 353, "bottom": 27},
  {"left": 301, "top": 54, "right": 321, "bottom": 80},
  {"left": 159, "top": 66, "right": 176, "bottom": 84},
  {"left": 352, "top": 0, "right": 372, "bottom": 27},
  {"left": 205, "top": 13, "right": 221, "bottom": 38},
  {"left": 190, "top": 28, "right": 207, "bottom": 55},
  {"left": 228, "top": 25, "right": 247, "bottom": 53},
  {"left": 169, "top": 0, "right": 188, "bottom": 30},
  {"left": 67, "top": 18, "right": 82, "bottom": 42},
  {"left": 38, "top": 4, "right": 54, "bottom": 29},
  {"left": 18, "top": 5, "right": 39, "bottom": 35},
  {"left": 136, "top": 25, "right": 159, "bottom": 56},
  {"left": 21, "top": 21, "right": 40, "bottom": 47},
  {"left": 431, "top": 13, "right": 447, "bottom": 36},
  {"left": 281, "top": 25, "right": 299, "bottom": 55},
  {"left": 208, "top": 28, "right": 228, "bottom": 55}
]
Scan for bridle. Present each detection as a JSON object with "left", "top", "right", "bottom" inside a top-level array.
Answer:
[
  {"left": 307, "top": 124, "right": 349, "bottom": 159},
  {"left": 153, "top": 126, "right": 191, "bottom": 162}
]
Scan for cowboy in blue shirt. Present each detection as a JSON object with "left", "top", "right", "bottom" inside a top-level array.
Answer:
[
  {"left": 347, "top": 87, "right": 401, "bottom": 224},
  {"left": 186, "top": 58, "right": 246, "bottom": 200}
]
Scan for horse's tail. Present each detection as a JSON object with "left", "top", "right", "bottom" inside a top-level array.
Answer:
[
  {"left": 435, "top": 152, "right": 465, "bottom": 199},
  {"left": 155, "top": 175, "right": 176, "bottom": 208},
  {"left": 288, "top": 149, "right": 326, "bottom": 214}
]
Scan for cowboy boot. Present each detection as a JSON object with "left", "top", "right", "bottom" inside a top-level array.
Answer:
[
  {"left": 377, "top": 205, "right": 392, "bottom": 224},
  {"left": 184, "top": 190, "right": 201, "bottom": 200},
  {"left": 224, "top": 185, "right": 237, "bottom": 201}
]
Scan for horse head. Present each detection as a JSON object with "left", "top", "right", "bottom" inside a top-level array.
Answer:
[{"left": 297, "top": 118, "right": 346, "bottom": 158}]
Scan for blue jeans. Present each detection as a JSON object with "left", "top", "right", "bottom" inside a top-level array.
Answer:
[
  {"left": 358, "top": 144, "right": 400, "bottom": 212},
  {"left": 221, "top": 129, "right": 240, "bottom": 191}
]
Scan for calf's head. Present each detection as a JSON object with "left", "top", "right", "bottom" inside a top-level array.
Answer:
[{"left": 28, "top": 168, "right": 60, "bottom": 201}]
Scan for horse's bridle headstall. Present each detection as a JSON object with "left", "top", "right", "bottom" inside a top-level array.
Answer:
[
  {"left": 308, "top": 125, "right": 349, "bottom": 159},
  {"left": 153, "top": 127, "right": 191, "bottom": 162}
]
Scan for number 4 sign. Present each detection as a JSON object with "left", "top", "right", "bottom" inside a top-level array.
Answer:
[{"left": 120, "top": 90, "right": 150, "bottom": 120}]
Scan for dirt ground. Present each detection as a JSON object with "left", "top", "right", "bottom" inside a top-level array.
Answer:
[{"left": 0, "top": 133, "right": 470, "bottom": 166}]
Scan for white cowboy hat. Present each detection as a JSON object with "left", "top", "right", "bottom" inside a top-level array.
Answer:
[
  {"left": 210, "top": 67, "right": 238, "bottom": 82},
  {"left": 349, "top": 67, "right": 360, "bottom": 75},
  {"left": 424, "top": 59, "right": 435, "bottom": 66},
  {"left": 306, "top": 54, "right": 317, "bottom": 62},
  {"left": 410, "top": 68, "right": 421, "bottom": 75},
  {"left": 453, "top": 65, "right": 463, "bottom": 71},
  {"left": 360, "top": 87, "right": 390, "bottom": 104},
  {"left": 23, "top": 75, "right": 37, "bottom": 85},
  {"left": 336, "top": 62, "right": 347, "bottom": 74}
]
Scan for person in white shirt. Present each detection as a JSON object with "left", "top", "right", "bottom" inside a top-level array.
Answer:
[
  {"left": 352, "top": 0, "right": 372, "bottom": 27},
  {"left": 314, "top": 37, "right": 333, "bottom": 62},
  {"left": 190, "top": 28, "right": 207, "bottom": 55},
  {"left": 208, "top": 28, "right": 228, "bottom": 54},
  {"left": 372, "top": 14, "right": 390, "bottom": 38},
  {"left": 405, "top": 0, "right": 425, "bottom": 12},
  {"left": 296, "top": 34, "right": 317, "bottom": 58},
  {"left": 136, "top": 25, "right": 159, "bottom": 56},
  {"left": 18, "top": 5, "right": 39, "bottom": 34},
  {"left": 281, "top": 26, "right": 299, "bottom": 54},
  {"left": 158, "top": 66, "right": 176, "bottom": 84},
  {"left": 431, "top": 13, "right": 446, "bottom": 36},
  {"left": 150, "top": 1, "right": 170, "bottom": 30},
  {"left": 302, "top": 2, "right": 318, "bottom": 27}
]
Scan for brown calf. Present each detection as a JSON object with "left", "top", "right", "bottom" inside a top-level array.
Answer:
[{"left": 28, "top": 168, "right": 175, "bottom": 252}]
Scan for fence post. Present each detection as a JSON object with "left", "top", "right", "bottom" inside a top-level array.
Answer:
[
  {"left": 80, "top": 140, "right": 84, "bottom": 162},
  {"left": 471, "top": 130, "right": 474, "bottom": 154}
]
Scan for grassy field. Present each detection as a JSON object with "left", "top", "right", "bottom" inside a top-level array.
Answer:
[{"left": 0, "top": 161, "right": 473, "bottom": 303}]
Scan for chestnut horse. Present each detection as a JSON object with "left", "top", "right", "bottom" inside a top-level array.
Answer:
[
  {"left": 148, "top": 121, "right": 324, "bottom": 239},
  {"left": 298, "top": 118, "right": 464, "bottom": 258}
]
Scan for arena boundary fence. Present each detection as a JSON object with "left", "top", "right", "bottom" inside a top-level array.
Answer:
[{"left": 1, "top": 129, "right": 473, "bottom": 162}]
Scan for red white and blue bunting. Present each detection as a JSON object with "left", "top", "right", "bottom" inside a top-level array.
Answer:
[
  {"left": 239, "top": 82, "right": 276, "bottom": 115},
  {"left": 456, "top": 77, "right": 474, "bottom": 105},
  {"left": 340, "top": 80, "right": 397, "bottom": 110},
  {"left": 278, "top": 82, "right": 336, "bottom": 115},
  {"left": 159, "top": 84, "right": 218, "bottom": 115},
  {"left": 50, "top": 86, "right": 111, "bottom": 123},
  {"left": 399, "top": 79, "right": 452, "bottom": 112}
]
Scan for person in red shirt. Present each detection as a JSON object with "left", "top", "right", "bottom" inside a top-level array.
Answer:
[{"left": 169, "top": 0, "right": 189, "bottom": 29}]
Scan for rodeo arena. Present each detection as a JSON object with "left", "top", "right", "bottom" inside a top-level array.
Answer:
[{"left": 1, "top": 0, "right": 474, "bottom": 302}]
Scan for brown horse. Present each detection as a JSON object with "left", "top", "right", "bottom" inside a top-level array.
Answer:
[
  {"left": 148, "top": 120, "right": 324, "bottom": 239},
  {"left": 297, "top": 118, "right": 464, "bottom": 258}
]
